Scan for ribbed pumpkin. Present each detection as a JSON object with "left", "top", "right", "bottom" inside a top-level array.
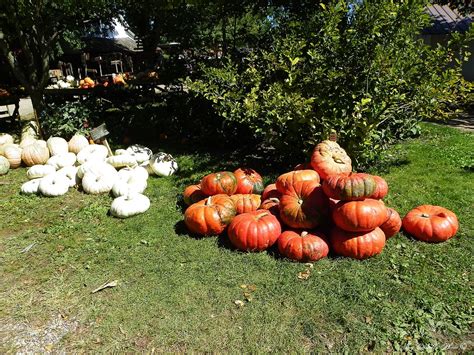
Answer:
[
  {"left": 233, "top": 168, "right": 264, "bottom": 194},
  {"left": 322, "top": 173, "right": 376, "bottom": 201},
  {"left": 68, "top": 134, "right": 89, "bottom": 154},
  {"left": 228, "top": 210, "right": 281, "bottom": 251},
  {"left": 331, "top": 226, "right": 386, "bottom": 260},
  {"left": 332, "top": 199, "right": 387, "bottom": 232},
  {"left": 21, "top": 141, "right": 50, "bottom": 166},
  {"left": 279, "top": 180, "right": 329, "bottom": 229},
  {"left": 19, "top": 137, "right": 36, "bottom": 149},
  {"left": 380, "top": 208, "right": 402, "bottom": 239},
  {"left": 184, "top": 195, "right": 236, "bottom": 236},
  {"left": 311, "top": 140, "right": 352, "bottom": 180},
  {"left": 200, "top": 171, "right": 238, "bottom": 195},
  {"left": 183, "top": 184, "right": 207, "bottom": 205},
  {"left": 370, "top": 175, "right": 389, "bottom": 199},
  {"left": 262, "top": 183, "right": 282, "bottom": 200},
  {"left": 0, "top": 155, "right": 10, "bottom": 175},
  {"left": 278, "top": 230, "right": 329, "bottom": 262},
  {"left": 3, "top": 145, "right": 22, "bottom": 168},
  {"left": 230, "top": 194, "right": 262, "bottom": 214},
  {"left": 0, "top": 143, "right": 18, "bottom": 156},
  {"left": 276, "top": 169, "right": 320, "bottom": 193},
  {"left": 402, "top": 205, "right": 458, "bottom": 243}
]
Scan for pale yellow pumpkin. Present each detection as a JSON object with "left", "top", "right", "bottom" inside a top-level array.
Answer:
[
  {"left": 3, "top": 145, "right": 22, "bottom": 168},
  {"left": 21, "top": 142, "right": 50, "bottom": 166},
  {"left": 68, "top": 134, "right": 89, "bottom": 154}
]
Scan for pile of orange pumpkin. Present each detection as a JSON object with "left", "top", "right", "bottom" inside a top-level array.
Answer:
[{"left": 182, "top": 140, "right": 459, "bottom": 262}]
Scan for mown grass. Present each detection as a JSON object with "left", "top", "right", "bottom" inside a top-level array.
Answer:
[{"left": 0, "top": 123, "right": 472, "bottom": 352}]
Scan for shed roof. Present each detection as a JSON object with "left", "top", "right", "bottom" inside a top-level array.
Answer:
[{"left": 423, "top": 4, "right": 472, "bottom": 35}]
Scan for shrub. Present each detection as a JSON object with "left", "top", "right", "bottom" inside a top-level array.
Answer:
[{"left": 187, "top": 0, "right": 473, "bottom": 168}]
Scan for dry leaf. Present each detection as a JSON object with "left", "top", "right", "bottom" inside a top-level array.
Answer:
[
  {"left": 297, "top": 269, "right": 311, "bottom": 280},
  {"left": 305, "top": 263, "right": 314, "bottom": 269},
  {"left": 234, "top": 300, "right": 245, "bottom": 307},
  {"left": 240, "top": 284, "right": 247, "bottom": 289},
  {"left": 247, "top": 284, "right": 257, "bottom": 292},
  {"left": 20, "top": 242, "right": 36, "bottom": 254},
  {"left": 92, "top": 280, "right": 118, "bottom": 293}
]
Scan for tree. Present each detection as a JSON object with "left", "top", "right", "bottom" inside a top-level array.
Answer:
[{"left": 0, "top": 0, "right": 118, "bottom": 125}]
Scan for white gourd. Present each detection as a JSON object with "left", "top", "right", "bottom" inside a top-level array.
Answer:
[
  {"left": 112, "top": 176, "right": 147, "bottom": 197},
  {"left": 106, "top": 154, "right": 137, "bottom": 168},
  {"left": 46, "top": 152, "right": 76, "bottom": 169},
  {"left": 110, "top": 193, "right": 150, "bottom": 218},
  {"left": 21, "top": 178, "right": 43, "bottom": 195},
  {"left": 115, "top": 149, "right": 128, "bottom": 155},
  {"left": 38, "top": 174, "right": 70, "bottom": 197},
  {"left": 149, "top": 152, "right": 178, "bottom": 177},
  {"left": 82, "top": 171, "right": 117, "bottom": 194},
  {"left": 77, "top": 144, "right": 108, "bottom": 164},
  {"left": 57, "top": 166, "right": 79, "bottom": 187},
  {"left": 47, "top": 137, "right": 69, "bottom": 156},
  {"left": 0, "top": 155, "right": 10, "bottom": 175},
  {"left": 19, "top": 137, "right": 36, "bottom": 149},
  {"left": 27, "top": 164, "right": 56, "bottom": 179},
  {"left": 68, "top": 134, "right": 89, "bottom": 154}
]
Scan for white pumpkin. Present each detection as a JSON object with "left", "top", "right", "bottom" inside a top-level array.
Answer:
[
  {"left": 82, "top": 171, "right": 117, "bottom": 194},
  {"left": 0, "top": 155, "right": 10, "bottom": 175},
  {"left": 0, "top": 133, "right": 14, "bottom": 146},
  {"left": 38, "top": 173, "right": 70, "bottom": 197},
  {"left": 46, "top": 152, "right": 76, "bottom": 169},
  {"left": 68, "top": 134, "right": 89, "bottom": 154},
  {"left": 36, "top": 140, "right": 47, "bottom": 148},
  {"left": 27, "top": 164, "right": 56, "bottom": 179},
  {"left": 47, "top": 137, "right": 69, "bottom": 156},
  {"left": 77, "top": 161, "right": 117, "bottom": 180},
  {"left": 115, "top": 149, "right": 128, "bottom": 155},
  {"left": 106, "top": 154, "right": 137, "bottom": 168},
  {"left": 21, "top": 121, "right": 40, "bottom": 141},
  {"left": 110, "top": 193, "right": 150, "bottom": 218},
  {"left": 57, "top": 166, "right": 78, "bottom": 187},
  {"left": 117, "top": 166, "right": 149, "bottom": 182},
  {"left": 149, "top": 152, "right": 178, "bottom": 177},
  {"left": 126, "top": 145, "right": 153, "bottom": 164},
  {"left": 112, "top": 176, "right": 147, "bottom": 197},
  {"left": 20, "top": 178, "right": 43, "bottom": 195},
  {"left": 77, "top": 144, "right": 108, "bottom": 164}
]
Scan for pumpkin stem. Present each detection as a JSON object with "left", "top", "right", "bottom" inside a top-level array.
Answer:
[
  {"left": 205, "top": 196, "right": 212, "bottom": 206},
  {"left": 268, "top": 197, "right": 280, "bottom": 203},
  {"left": 301, "top": 231, "right": 308, "bottom": 237},
  {"left": 421, "top": 213, "right": 430, "bottom": 218},
  {"left": 255, "top": 212, "right": 268, "bottom": 219}
]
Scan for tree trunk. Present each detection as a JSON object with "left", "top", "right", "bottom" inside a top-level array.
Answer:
[{"left": 29, "top": 89, "right": 45, "bottom": 138}]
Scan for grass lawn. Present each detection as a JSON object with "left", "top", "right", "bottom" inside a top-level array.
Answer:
[{"left": 1, "top": 123, "right": 472, "bottom": 352}]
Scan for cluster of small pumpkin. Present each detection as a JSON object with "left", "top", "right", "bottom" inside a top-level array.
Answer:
[
  {"left": 181, "top": 140, "right": 459, "bottom": 262},
  {"left": 0, "top": 132, "right": 178, "bottom": 219}
]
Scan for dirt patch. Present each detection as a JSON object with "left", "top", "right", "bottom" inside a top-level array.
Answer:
[{"left": 0, "top": 315, "right": 78, "bottom": 353}]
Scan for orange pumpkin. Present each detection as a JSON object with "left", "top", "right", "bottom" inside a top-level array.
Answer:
[
  {"left": 331, "top": 226, "right": 386, "bottom": 260},
  {"left": 184, "top": 195, "right": 236, "bottom": 236},
  {"left": 276, "top": 169, "right": 320, "bottom": 193},
  {"left": 322, "top": 173, "right": 376, "bottom": 201},
  {"left": 233, "top": 168, "right": 264, "bottom": 194},
  {"left": 279, "top": 180, "right": 329, "bottom": 229},
  {"left": 278, "top": 230, "right": 329, "bottom": 262},
  {"left": 183, "top": 184, "right": 207, "bottom": 205},
  {"left": 310, "top": 140, "right": 352, "bottom": 180},
  {"left": 262, "top": 183, "right": 281, "bottom": 200},
  {"left": 230, "top": 194, "right": 261, "bottom": 214},
  {"left": 380, "top": 208, "right": 401, "bottom": 239},
  {"left": 260, "top": 197, "right": 280, "bottom": 218},
  {"left": 200, "top": 171, "right": 238, "bottom": 196},
  {"left": 332, "top": 199, "right": 387, "bottom": 232},
  {"left": 370, "top": 175, "right": 389, "bottom": 199},
  {"left": 402, "top": 205, "right": 458, "bottom": 243}
]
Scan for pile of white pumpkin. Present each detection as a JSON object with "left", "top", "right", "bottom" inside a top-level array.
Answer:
[{"left": 0, "top": 132, "right": 178, "bottom": 219}]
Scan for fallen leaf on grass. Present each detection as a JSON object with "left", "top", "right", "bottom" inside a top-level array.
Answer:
[
  {"left": 91, "top": 280, "right": 118, "bottom": 293},
  {"left": 234, "top": 300, "right": 245, "bottom": 307},
  {"left": 20, "top": 242, "right": 36, "bottom": 254},
  {"left": 297, "top": 269, "right": 311, "bottom": 280}
]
